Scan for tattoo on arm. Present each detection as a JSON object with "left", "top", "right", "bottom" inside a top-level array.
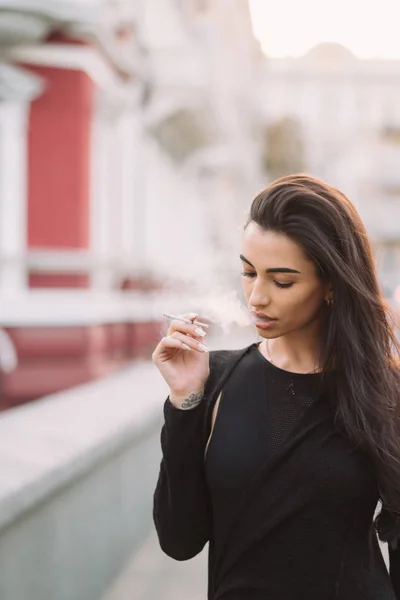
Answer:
[{"left": 179, "top": 391, "right": 204, "bottom": 410}]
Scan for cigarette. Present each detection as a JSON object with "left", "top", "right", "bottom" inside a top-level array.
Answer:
[{"left": 162, "top": 313, "right": 209, "bottom": 328}]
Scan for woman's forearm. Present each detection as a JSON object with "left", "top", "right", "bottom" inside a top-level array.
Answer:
[{"left": 153, "top": 396, "right": 211, "bottom": 560}]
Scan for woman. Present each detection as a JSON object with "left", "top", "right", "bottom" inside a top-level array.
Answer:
[{"left": 152, "top": 174, "right": 400, "bottom": 599}]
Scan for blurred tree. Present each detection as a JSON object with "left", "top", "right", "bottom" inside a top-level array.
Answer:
[{"left": 263, "top": 116, "right": 305, "bottom": 179}]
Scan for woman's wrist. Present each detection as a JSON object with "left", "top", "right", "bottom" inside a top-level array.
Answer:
[{"left": 169, "top": 389, "right": 205, "bottom": 410}]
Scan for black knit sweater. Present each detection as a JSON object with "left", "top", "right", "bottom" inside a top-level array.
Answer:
[{"left": 153, "top": 342, "right": 400, "bottom": 599}]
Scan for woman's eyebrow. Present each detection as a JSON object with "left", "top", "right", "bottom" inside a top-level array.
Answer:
[{"left": 239, "top": 254, "right": 301, "bottom": 274}]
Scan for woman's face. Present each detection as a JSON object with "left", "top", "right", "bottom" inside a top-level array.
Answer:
[{"left": 241, "top": 222, "right": 329, "bottom": 339}]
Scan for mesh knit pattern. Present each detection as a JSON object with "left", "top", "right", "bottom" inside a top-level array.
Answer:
[{"left": 263, "top": 368, "right": 318, "bottom": 452}]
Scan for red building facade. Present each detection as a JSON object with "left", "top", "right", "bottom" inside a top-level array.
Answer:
[{"left": 0, "top": 4, "right": 161, "bottom": 408}]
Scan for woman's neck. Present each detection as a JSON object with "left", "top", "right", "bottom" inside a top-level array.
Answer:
[{"left": 264, "top": 321, "right": 323, "bottom": 374}]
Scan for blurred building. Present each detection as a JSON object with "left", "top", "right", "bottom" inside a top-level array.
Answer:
[
  {"left": 260, "top": 43, "right": 400, "bottom": 297},
  {"left": 136, "top": 0, "right": 264, "bottom": 285},
  {"left": 0, "top": 0, "right": 263, "bottom": 406}
]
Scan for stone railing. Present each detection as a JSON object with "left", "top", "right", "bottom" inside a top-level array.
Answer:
[{"left": 0, "top": 360, "right": 167, "bottom": 600}]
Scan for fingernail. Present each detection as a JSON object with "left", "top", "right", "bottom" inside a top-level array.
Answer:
[
  {"left": 195, "top": 327, "right": 206, "bottom": 337},
  {"left": 198, "top": 342, "right": 209, "bottom": 352},
  {"left": 182, "top": 343, "right": 192, "bottom": 351}
]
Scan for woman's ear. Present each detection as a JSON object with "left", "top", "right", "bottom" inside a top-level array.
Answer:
[{"left": 324, "top": 284, "right": 334, "bottom": 306}]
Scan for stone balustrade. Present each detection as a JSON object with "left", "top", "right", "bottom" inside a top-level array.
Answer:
[{"left": 0, "top": 360, "right": 166, "bottom": 600}]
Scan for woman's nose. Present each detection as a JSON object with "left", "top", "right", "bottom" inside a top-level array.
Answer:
[{"left": 248, "top": 282, "right": 270, "bottom": 308}]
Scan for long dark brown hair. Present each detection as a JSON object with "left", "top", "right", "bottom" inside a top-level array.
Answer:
[{"left": 247, "top": 174, "right": 400, "bottom": 541}]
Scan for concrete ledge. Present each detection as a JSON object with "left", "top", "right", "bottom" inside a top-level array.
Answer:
[{"left": 0, "top": 360, "right": 167, "bottom": 600}]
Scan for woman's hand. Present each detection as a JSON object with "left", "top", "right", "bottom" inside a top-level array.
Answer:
[{"left": 152, "top": 313, "right": 210, "bottom": 408}]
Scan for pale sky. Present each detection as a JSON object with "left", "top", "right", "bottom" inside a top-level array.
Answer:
[{"left": 249, "top": 0, "right": 400, "bottom": 59}]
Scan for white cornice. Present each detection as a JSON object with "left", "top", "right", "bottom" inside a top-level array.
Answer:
[
  {"left": 0, "top": 10, "right": 52, "bottom": 44},
  {"left": 0, "top": 4, "right": 137, "bottom": 75},
  {"left": 5, "top": 44, "right": 122, "bottom": 88},
  {"left": 0, "top": 2, "right": 94, "bottom": 25},
  {"left": 0, "top": 1, "right": 137, "bottom": 32}
]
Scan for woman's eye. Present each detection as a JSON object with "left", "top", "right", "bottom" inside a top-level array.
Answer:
[
  {"left": 274, "top": 281, "right": 294, "bottom": 289},
  {"left": 241, "top": 272, "right": 293, "bottom": 288}
]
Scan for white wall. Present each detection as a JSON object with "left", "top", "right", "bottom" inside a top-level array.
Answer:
[{"left": 142, "top": 136, "right": 213, "bottom": 287}]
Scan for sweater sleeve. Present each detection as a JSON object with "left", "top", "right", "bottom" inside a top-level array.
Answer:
[
  {"left": 389, "top": 547, "right": 400, "bottom": 598},
  {"left": 374, "top": 505, "right": 400, "bottom": 597},
  {"left": 152, "top": 346, "right": 251, "bottom": 562},
  {"left": 153, "top": 396, "right": 211, "bottom": 561}
]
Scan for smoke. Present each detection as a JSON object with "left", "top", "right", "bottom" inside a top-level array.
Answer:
[
  {"left": 148, "top": 216, "right": 256, "bottom": 335},
  {"left": 191, "top": 288, "right": 252, "bottom": 332},
  {"left": 154, "top": 284, "right": 253, "bottom": 334}
]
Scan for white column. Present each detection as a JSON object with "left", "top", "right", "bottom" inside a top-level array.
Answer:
[
  {"left": 90, "top": 87, "right": 150, "bottom": 289},
  {"left": 90, "top": 95, "right": 121, "bottom": 290},
  {"left": 128, "top": 115, "right": 148, "bottom": 272},
  {"left": 0, "top": 64, "right": 43, "bottom": 304},
  {"left": 119, "top": 112, "right": 138, "bottom": 260},
  {"left": 0, "top": 101, "right": 30, "bottom": 295}
]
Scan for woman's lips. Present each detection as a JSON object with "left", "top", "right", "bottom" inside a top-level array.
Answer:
[{"left": 250, "top": 314, "right": 277, "bottom": 329}]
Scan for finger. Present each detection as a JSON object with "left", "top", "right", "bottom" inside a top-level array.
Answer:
[
  {"left": 168, "top": 320, "right": 207, "bottom": 339},
  {"left": 156, "top": 336, "right": 193, "bottom": 355},
  {"left": 163, "top": 335, "right": 192, "bottom": 350},
  {"left": 180, "top": 312, "right": 198, "bottom": 322},
  {"left": 177, "top": 312, "right": 200, "bottom": 325},
  {"left": 183, "top": 312, "right": 209, "bottom": 328},
  {"left": 170, "top": 332, "right": 209, "bottom": 352}
]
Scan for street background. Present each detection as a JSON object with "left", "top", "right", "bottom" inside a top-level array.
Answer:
[{"left": 0, "top": 1, "right": 398, "bottom": 599}]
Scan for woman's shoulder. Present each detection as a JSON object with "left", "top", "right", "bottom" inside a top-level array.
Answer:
[
  {"left": 209, "top": 342, "right": 256, "bottom": 369},
  {"left": 205, "top": 342, "right": 256, "bottom": 395}
]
